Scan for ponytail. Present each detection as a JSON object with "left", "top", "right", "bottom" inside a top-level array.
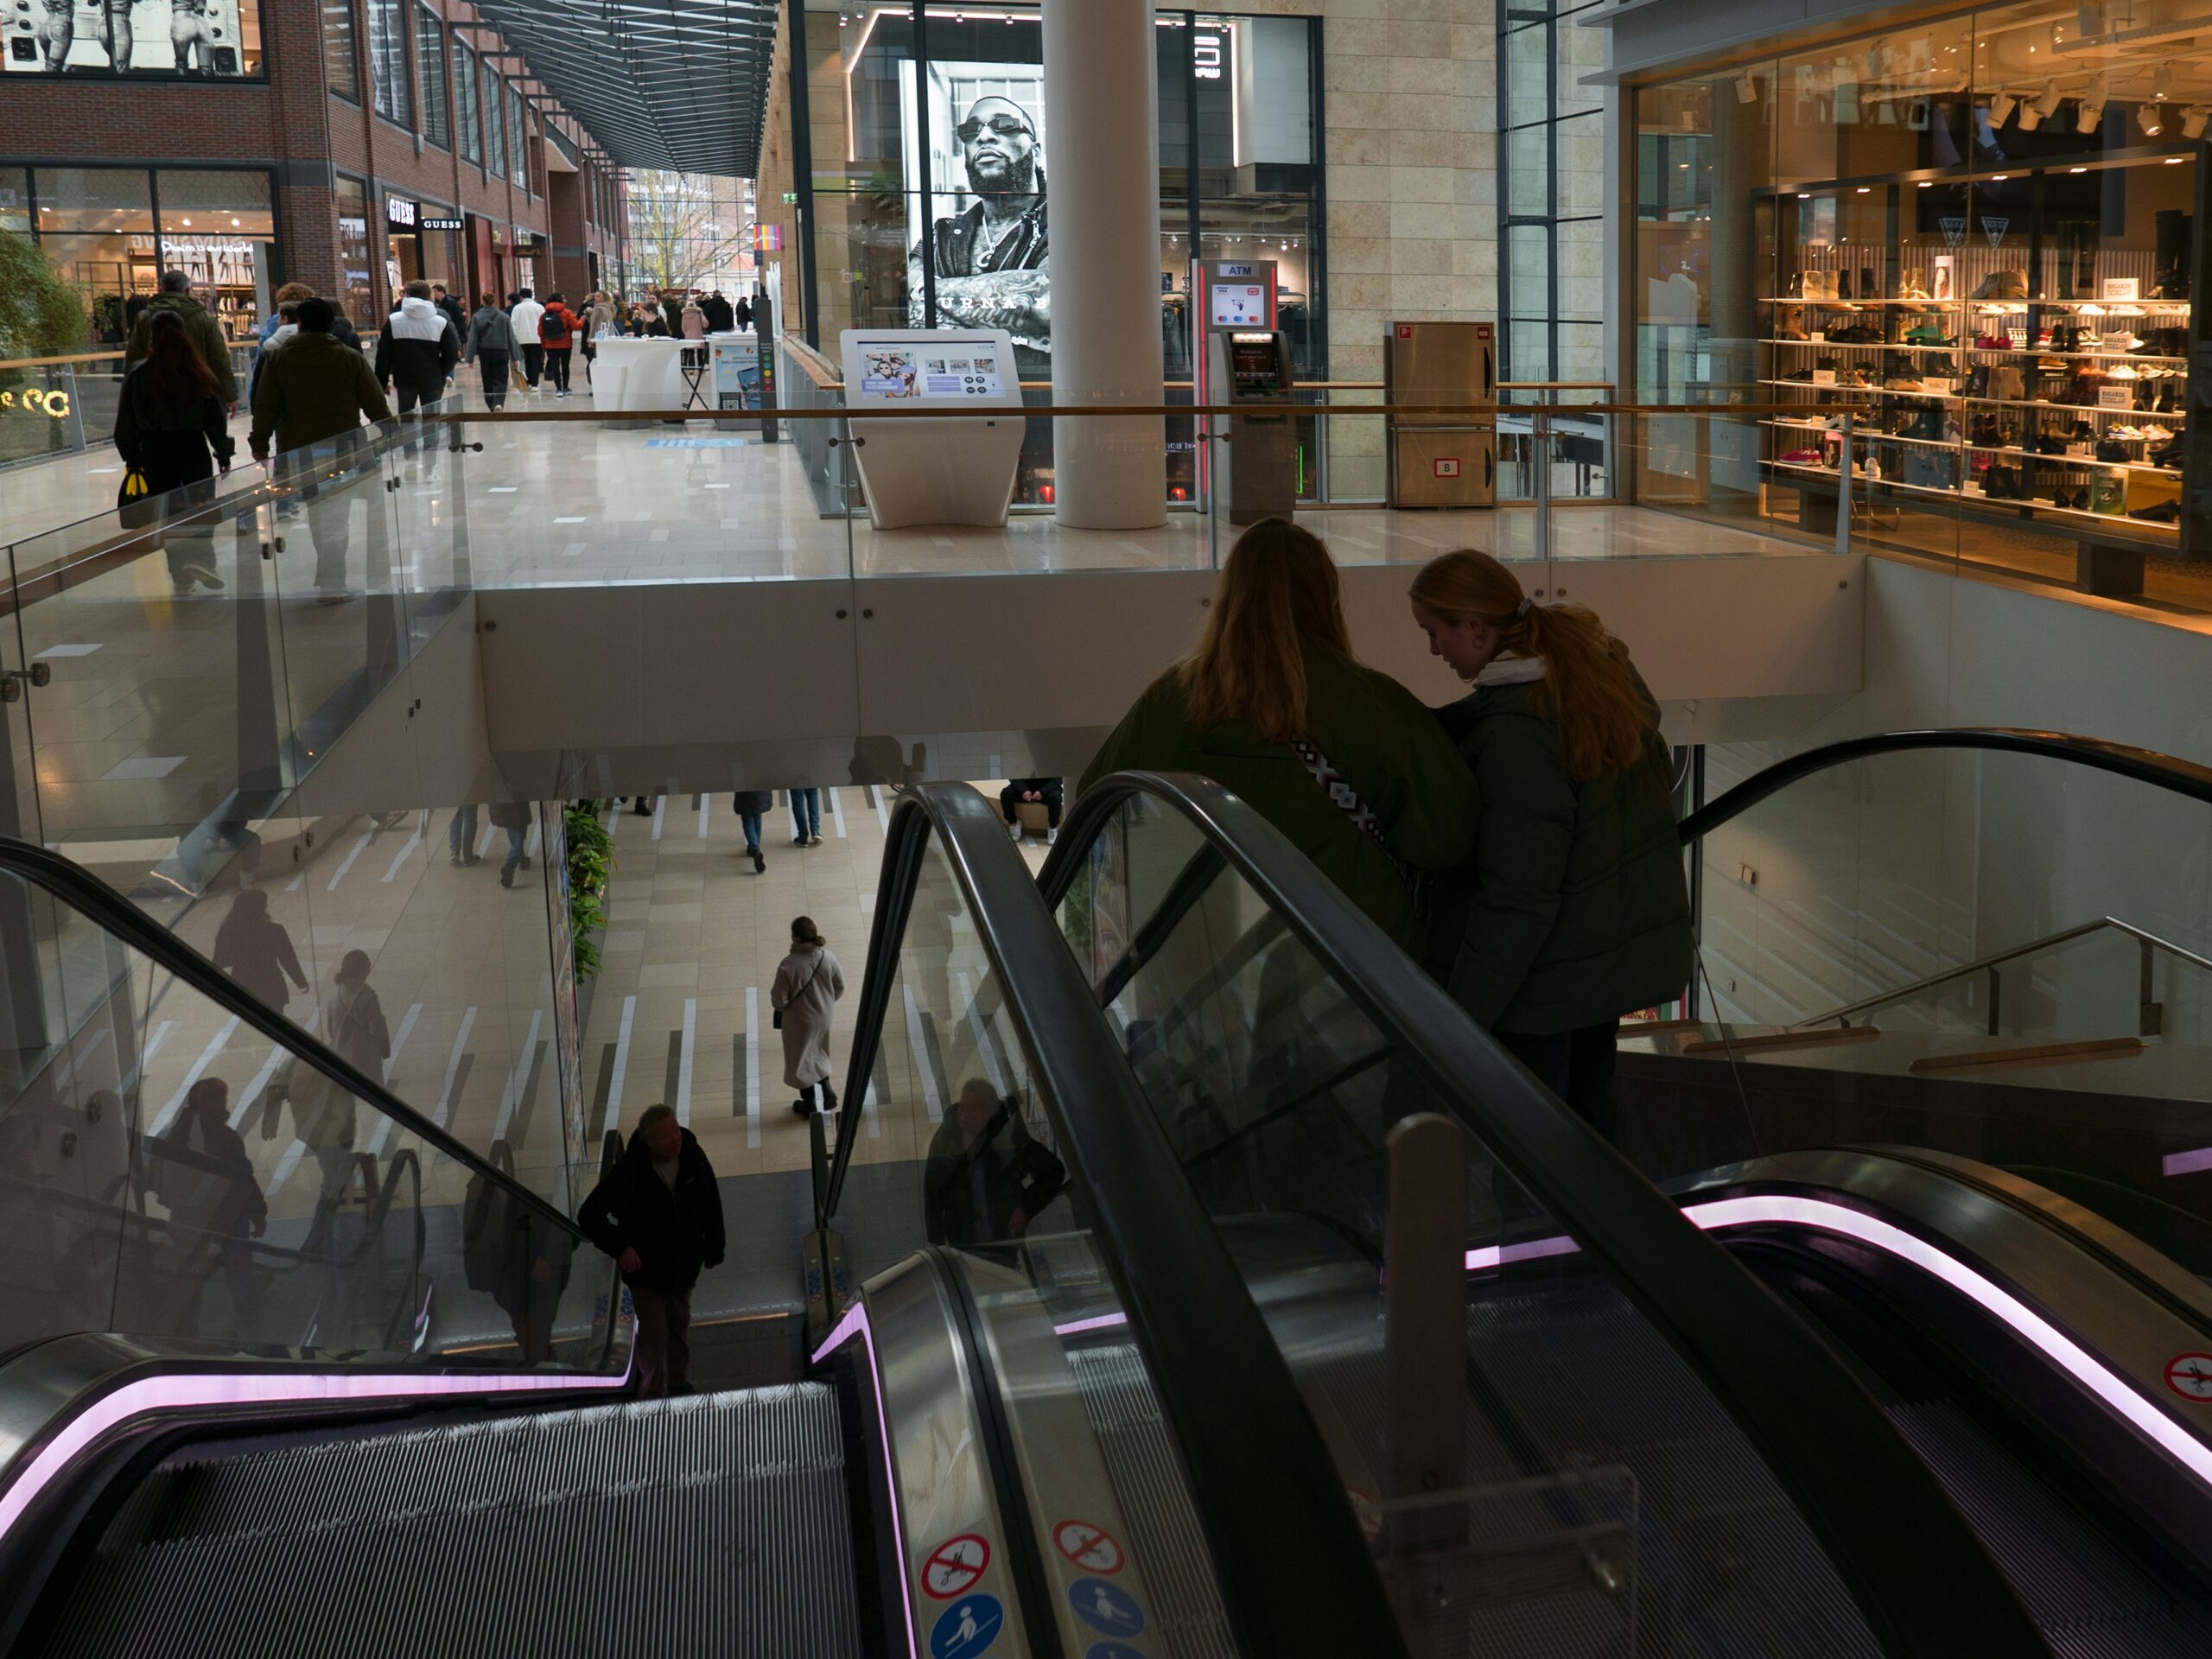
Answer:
[
  {"left": 1408, "top": 550, "right": 1649, "bottom": 782},
  {"left": 790, "top": 914, "right": 825, "bottom": 948}
]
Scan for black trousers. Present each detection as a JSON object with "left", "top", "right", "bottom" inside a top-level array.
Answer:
[
  {"left": 1496, "top": 1020, "right": 1620, "bottom": 1142},
  {"left": 1000, "top": 779, "right": 1064, "bottom": 829},
  {"left": 521, "top": 343, "right": 544, "bottom": 386},
  {"left": 545, "top": 346, "right": 572, "bottom": 391},
  {"left": 477, "top": 349, "right": 509, "bottom": 409}
]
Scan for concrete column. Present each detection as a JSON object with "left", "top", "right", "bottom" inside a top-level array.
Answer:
[{"left": 1042, "top": 0, "right": 1166, "bottom": 530}]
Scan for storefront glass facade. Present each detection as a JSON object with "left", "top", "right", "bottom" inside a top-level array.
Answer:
[
  {"left": 16, "top": 165, "right": 275, "bottom": 347},
  {"left": 337, "top": 175, "right": 376, "bottom": 327},
  {"left": 1633, "top": 0, "right": 2208, "bottom": 598},
  {"left": 804, "top": 4, "right": 1320, "bottom": 374}
]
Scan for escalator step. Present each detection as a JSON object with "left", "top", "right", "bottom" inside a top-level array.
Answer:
[
  {"left": 1885, "top": 1400, "right": 2212, "bottom": 1654},
  {"left": 1064, "top": 1345, "right": 1239, "bottom": 1659},
  {"left": 33, "top": 1384, "right": 863, "bottom": 1659}
]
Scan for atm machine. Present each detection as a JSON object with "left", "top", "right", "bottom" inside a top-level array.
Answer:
[{"left": 1205, "top": 327, "right": 1298, "bottom": 526}]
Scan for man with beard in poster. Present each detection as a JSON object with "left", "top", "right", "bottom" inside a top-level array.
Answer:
[{"left": 911, "top": 93, "right": 1050, "bottom": 359}]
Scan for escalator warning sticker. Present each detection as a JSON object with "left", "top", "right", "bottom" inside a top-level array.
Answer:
[
  {"left": 1053, "top": 1520, "right": 1125, "bottom": 1575},
  {"left": 922, "top": 1534, "right": 992, "bottom": 1598},
  {"left": 2166, "top": 1354, "right": 2212, "bottom": 1402},
  {"left": 928, "top": 1593, "right": 1004, "bottom": 1659}
]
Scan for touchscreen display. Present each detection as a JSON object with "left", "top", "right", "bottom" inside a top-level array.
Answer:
[
  {"left": 1210, "top": 283, "right": 1268, "bottom": 327},
  {"left": 855, "top": 342, "right": 1003, "bottom": 400}
]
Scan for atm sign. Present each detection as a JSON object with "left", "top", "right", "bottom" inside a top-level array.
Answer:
[{"left": 1434, "top": 458, "right": 1461, "bottom": 478}]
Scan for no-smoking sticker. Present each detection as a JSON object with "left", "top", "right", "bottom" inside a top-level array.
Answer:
[
  {"left": 1053, "top": 1518, "right": 1125, "bottom": 1575},
  {"left": 922, "top": 1533, "right": 991, "bottom": 1599},
  {"left": 2165, "top": 1353, "right": 2212, "bottom": 1402}
]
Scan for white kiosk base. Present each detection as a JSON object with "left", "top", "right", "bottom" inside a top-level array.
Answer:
[
  {"left": 838, "top": 329, "right": 1024, "bottom": 531},
  {"left": 594, "top": 336, "right": 688, "bottom": 416}
]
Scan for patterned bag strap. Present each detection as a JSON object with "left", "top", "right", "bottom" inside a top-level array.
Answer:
[{"left": 1287, "top": 738, "right": 1414, "bottom": 890}]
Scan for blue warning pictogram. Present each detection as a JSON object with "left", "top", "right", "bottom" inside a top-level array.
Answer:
[
  {"left": 1068, "top": 1578, "right": 1144, "bottom": 1638},
  {"left": 929, "top": 1592, "right": 1004, "bottom": 1659}
]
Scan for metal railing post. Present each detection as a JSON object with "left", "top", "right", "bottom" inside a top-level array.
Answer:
[
  {"left": 1834, "top": 412, "right": 1855, "bottom": 557},
  {"left": 1533, "top": 408, "right": 1552, "bottom": 565}
]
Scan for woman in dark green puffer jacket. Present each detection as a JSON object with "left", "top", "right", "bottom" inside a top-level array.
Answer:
[{"left": 1408, "top": 550, "right": 1694, "bottom": 1138}]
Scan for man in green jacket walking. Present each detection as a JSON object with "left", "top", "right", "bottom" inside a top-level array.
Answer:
[
  {"left": 125, "top": 270, "right": 239, "bottom": 410},
  {"left": 249, "top": 298, "right": 391, "bottom": 603}
]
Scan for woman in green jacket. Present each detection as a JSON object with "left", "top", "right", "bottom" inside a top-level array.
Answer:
[
  {"left": 1408, "top": 550, "right": 1694, "bottom": 1137},
  {"left": 1081, "top": 518, "right": 1477, "bottom": 950}
]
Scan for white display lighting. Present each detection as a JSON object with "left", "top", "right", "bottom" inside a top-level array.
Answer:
[
  {"left": 1986, "top": 91, "right": 2017, "bottom": 126},
  {"left": 2184, "top": 107, "right": 2210, "bottom": 139},
  {"left": 1736, "top": 70, "right": 1758, "bottom": 105}
]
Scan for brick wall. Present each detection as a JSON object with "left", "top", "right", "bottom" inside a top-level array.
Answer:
[{"left": 3, "top": 0, "right": 621, "bottom": 319}]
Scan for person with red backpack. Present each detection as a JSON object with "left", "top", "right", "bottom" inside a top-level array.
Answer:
[{"left": 537, "top": 291, "right": 582, "bottom": 399}]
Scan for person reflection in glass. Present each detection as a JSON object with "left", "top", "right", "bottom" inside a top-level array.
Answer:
[
  {"left": 924, "top": 1079, "right": 1066, "bottom": 1249},
  {"left": 911, "top": 95, "right": 1050, "bottom": 354}
]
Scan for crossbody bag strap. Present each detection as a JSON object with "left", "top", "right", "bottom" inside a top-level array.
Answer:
[{"left": 1286, "top": 737, "right": 1416, "bottom": 891}]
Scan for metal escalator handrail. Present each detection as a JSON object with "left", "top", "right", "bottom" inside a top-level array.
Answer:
[
  {"left": 0, "top": 835, "right": 594, "bottom": 1265},
  {"left": 833, "top": 784, "right": 1408, "bottom": 1658},
  {"left": 1041, "top": 772, "right": 2050, "bottom": 1659},
  {"left": 1799, "top": 914, "right": 2212, "bottom": 1028},
  {"left": 1679, "top": 728, "right": 2212, "bottom": 844}
]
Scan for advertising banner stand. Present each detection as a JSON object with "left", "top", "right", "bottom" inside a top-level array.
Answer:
[{"left": 837, "top": 328, "right": 1024, "bottom": 530}]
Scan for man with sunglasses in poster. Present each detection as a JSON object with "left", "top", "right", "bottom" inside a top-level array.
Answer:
[{"left": 910, "top": 94, "right": 1050, "bottom": 358}]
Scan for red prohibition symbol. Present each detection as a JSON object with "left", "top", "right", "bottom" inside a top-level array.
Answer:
[
  {"left": 922, "top": 1533, "right": 991, "bottom": 1599},
  {"left": 1052, "top": 1519, "right": 1126, "bottom": 1576}
]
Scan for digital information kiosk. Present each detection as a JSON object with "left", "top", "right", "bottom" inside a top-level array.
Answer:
[
  {"left": 1205, "top": 327, "right": 1298, "bottom": 526},
  {"left": 836, "top": 328, "right": 1025, "bottom": 531}
]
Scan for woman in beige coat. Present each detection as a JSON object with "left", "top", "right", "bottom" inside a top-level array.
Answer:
[{"left": 772, "top": 915, "right": 846, "bottom": 1118}]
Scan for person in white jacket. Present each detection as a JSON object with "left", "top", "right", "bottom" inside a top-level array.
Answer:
[
  {"left": 772, "top": 916, "right": 846, "bottom": 1118},
  {"left": 509, "top": 289, "right": 547, "bottom": 391}
]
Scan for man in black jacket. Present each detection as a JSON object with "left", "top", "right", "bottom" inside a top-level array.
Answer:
[
  {"left": 373, "top": 279, "right": 460, "bottom": 464},
  {"left": 579, "top": 1104, "right": 725, "bottom": 1395}
]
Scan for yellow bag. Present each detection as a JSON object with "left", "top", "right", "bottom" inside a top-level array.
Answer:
[{"left": 121, "top": 467, "right": 149, "bottom": 499}]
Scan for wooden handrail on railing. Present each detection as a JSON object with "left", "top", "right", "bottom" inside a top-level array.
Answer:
[
  {"left": 1, "top": 343, "right": 256, "bottom": 372},
  {"left": 423, "top": 399, "right": 1787, "bottom": 422}
]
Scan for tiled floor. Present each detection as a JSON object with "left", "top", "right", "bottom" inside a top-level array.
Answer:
[
  {"left": 7, "top": 375, "right": 1822, "bottom": 588},
  {"left": 22, "top": 782, "right": 1049, "bottom": 1247}
]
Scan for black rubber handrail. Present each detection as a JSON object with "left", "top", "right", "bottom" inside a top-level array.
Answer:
[
  {"left": 1039, "top": 772, "right": 2049, "bottom": 1659},
  {"left": 830, "top": 784, "right": 1407, "bottom": 1658},
  {"left": 1679, "top": 728, "right": 2212, "bottom": 844},
  {"left": 0, "top": 836, "right": 603, "bottom": 1311}
]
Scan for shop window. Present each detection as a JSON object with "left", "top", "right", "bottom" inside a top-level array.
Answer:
[
  {"left": 366, "top": 0, "right": 410, "bottom": 127},
  {"left": 486, "top": 73, "right": 508, "bottom": 181},
  {"left": 415, "top": 4, "right": 449, "bottom": 150},
  {"left": 508, "top": 84, "right": 529, "bottom": 188},
  {"left": 5, "top": 0, "right": 261, "bottom": 75},
  {"left": 156, "top": 170, "right": 275, "bottom": 345},
  {"left": 35, "top": 168, "right": 156, "bottom": 348},
  {"left": 454, "top": 40, "right": 481, "bottom": 164},
  {"left": 0, "top": 168, "right": 28, "bottom": 237},
  {"left": 323, "top": 0, "right": 359, "bottom": 99},
  {"left": 336, "top": 175, "right": 377, "bottom": 328}
]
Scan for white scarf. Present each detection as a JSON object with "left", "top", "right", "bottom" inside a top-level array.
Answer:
[{"left": 1475, "top": 655, "right": 1546, "bottom": 687}]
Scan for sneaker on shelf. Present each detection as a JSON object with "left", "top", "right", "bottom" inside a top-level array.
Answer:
[
  {"left": 2078, "top": 302, "right": 2107, "bottom": 317},
  {"left": 2107, "top": 364, "right": 2140, "bottom": 380},
  {"left": 2130, "top": 499, "right": 2181, "bottom": 523}
]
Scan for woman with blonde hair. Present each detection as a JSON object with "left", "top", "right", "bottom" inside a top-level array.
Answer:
[
  {"left": 1081, "top": 518, "right": 1476, "bottom": 947},
  {"left": 1408, "top": 550, "right": 1693, "bottom": 1135}
]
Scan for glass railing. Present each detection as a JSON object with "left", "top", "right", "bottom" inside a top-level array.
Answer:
[
  {"left": 1650, "top": 729, "right": 2212, "bottom": 1273},
  {"left": 0, "top": 837, "right": 620, "bottom": 1372},
  {"left": 0, "top": 416, "right": 582, "bottom": 1221},
  {"left": 1034, "top": 771, "right": 2040, "bottom": 1656}
]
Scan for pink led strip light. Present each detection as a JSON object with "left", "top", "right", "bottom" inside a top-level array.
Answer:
[
  {"left": 811, "top": 1303, "right": 919, "bottom": 1659},
  {"left": 0, "top": 1357, "right": 630, "bottom": 1545},
  {"left": 1046, "top": 1196, "right": 2212, "bottom": 1492}
]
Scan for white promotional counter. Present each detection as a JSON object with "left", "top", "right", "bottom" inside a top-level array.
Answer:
[
  {"left": 836, "top": 328, "right": 1024, "bottom": 531},
  {"left": 593, "top": 336, "right": 687, "bottom": 416}
]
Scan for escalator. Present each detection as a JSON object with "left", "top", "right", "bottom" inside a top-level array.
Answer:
[
  {"left": 1032, "top": 755, "right": 2212, "bottom": 1656},
  {"left": 0, "top": 758, "right": 2161, "bottom": 1656}
]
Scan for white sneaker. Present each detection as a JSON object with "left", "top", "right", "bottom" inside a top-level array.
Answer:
[
  {"left": 1008, "top": 820, "right": 1024, "bottom": 841},
  {"left": 1046, "top": 828, "right": 1058, "bottom": 845}
]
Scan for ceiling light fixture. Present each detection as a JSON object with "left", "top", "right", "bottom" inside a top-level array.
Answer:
[
  {"left": 2079, "top": 79, "right": 2107, "bottom": 132},
  {"left": 1737, "top": 69, "right": 1758, "bottom": 105},
  {"left": 2034, "top": 81, "right": 2065, "bottom": 119},
  {"left": 2184, "top": 107, "right": 2210, "bottom": 139},
  {"left": 2139, "top": 103, "right": 2164, "bottom": 136},
  {"left": 2153, "top": 64, "right": 2173, "bottom": 102},
  {"left": 1987, "top": 91, "right": 2017, "bottom": 126}
]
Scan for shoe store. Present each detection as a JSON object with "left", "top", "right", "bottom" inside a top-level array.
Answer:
[{"left": 1631, "top": 0, "right": 2206, "bottom": 603}]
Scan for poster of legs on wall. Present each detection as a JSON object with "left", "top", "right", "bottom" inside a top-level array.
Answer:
[
  {"left": 8, "top": 0, "right": 258, "bottom": 76},
  {"left": 902, "top": 56, "right": 1051, "bottom": 374}
]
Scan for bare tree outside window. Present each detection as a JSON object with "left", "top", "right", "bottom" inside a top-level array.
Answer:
[{"left": 625, "top": 171, "right": 753, "bottom": 294}]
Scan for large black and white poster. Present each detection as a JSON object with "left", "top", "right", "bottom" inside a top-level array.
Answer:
[
  {"left": 5, "top": 0, "right": 254, "bottom": 74},
  {"left": 904, "top": 59, "right": 1049, "bottom": 360}
]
